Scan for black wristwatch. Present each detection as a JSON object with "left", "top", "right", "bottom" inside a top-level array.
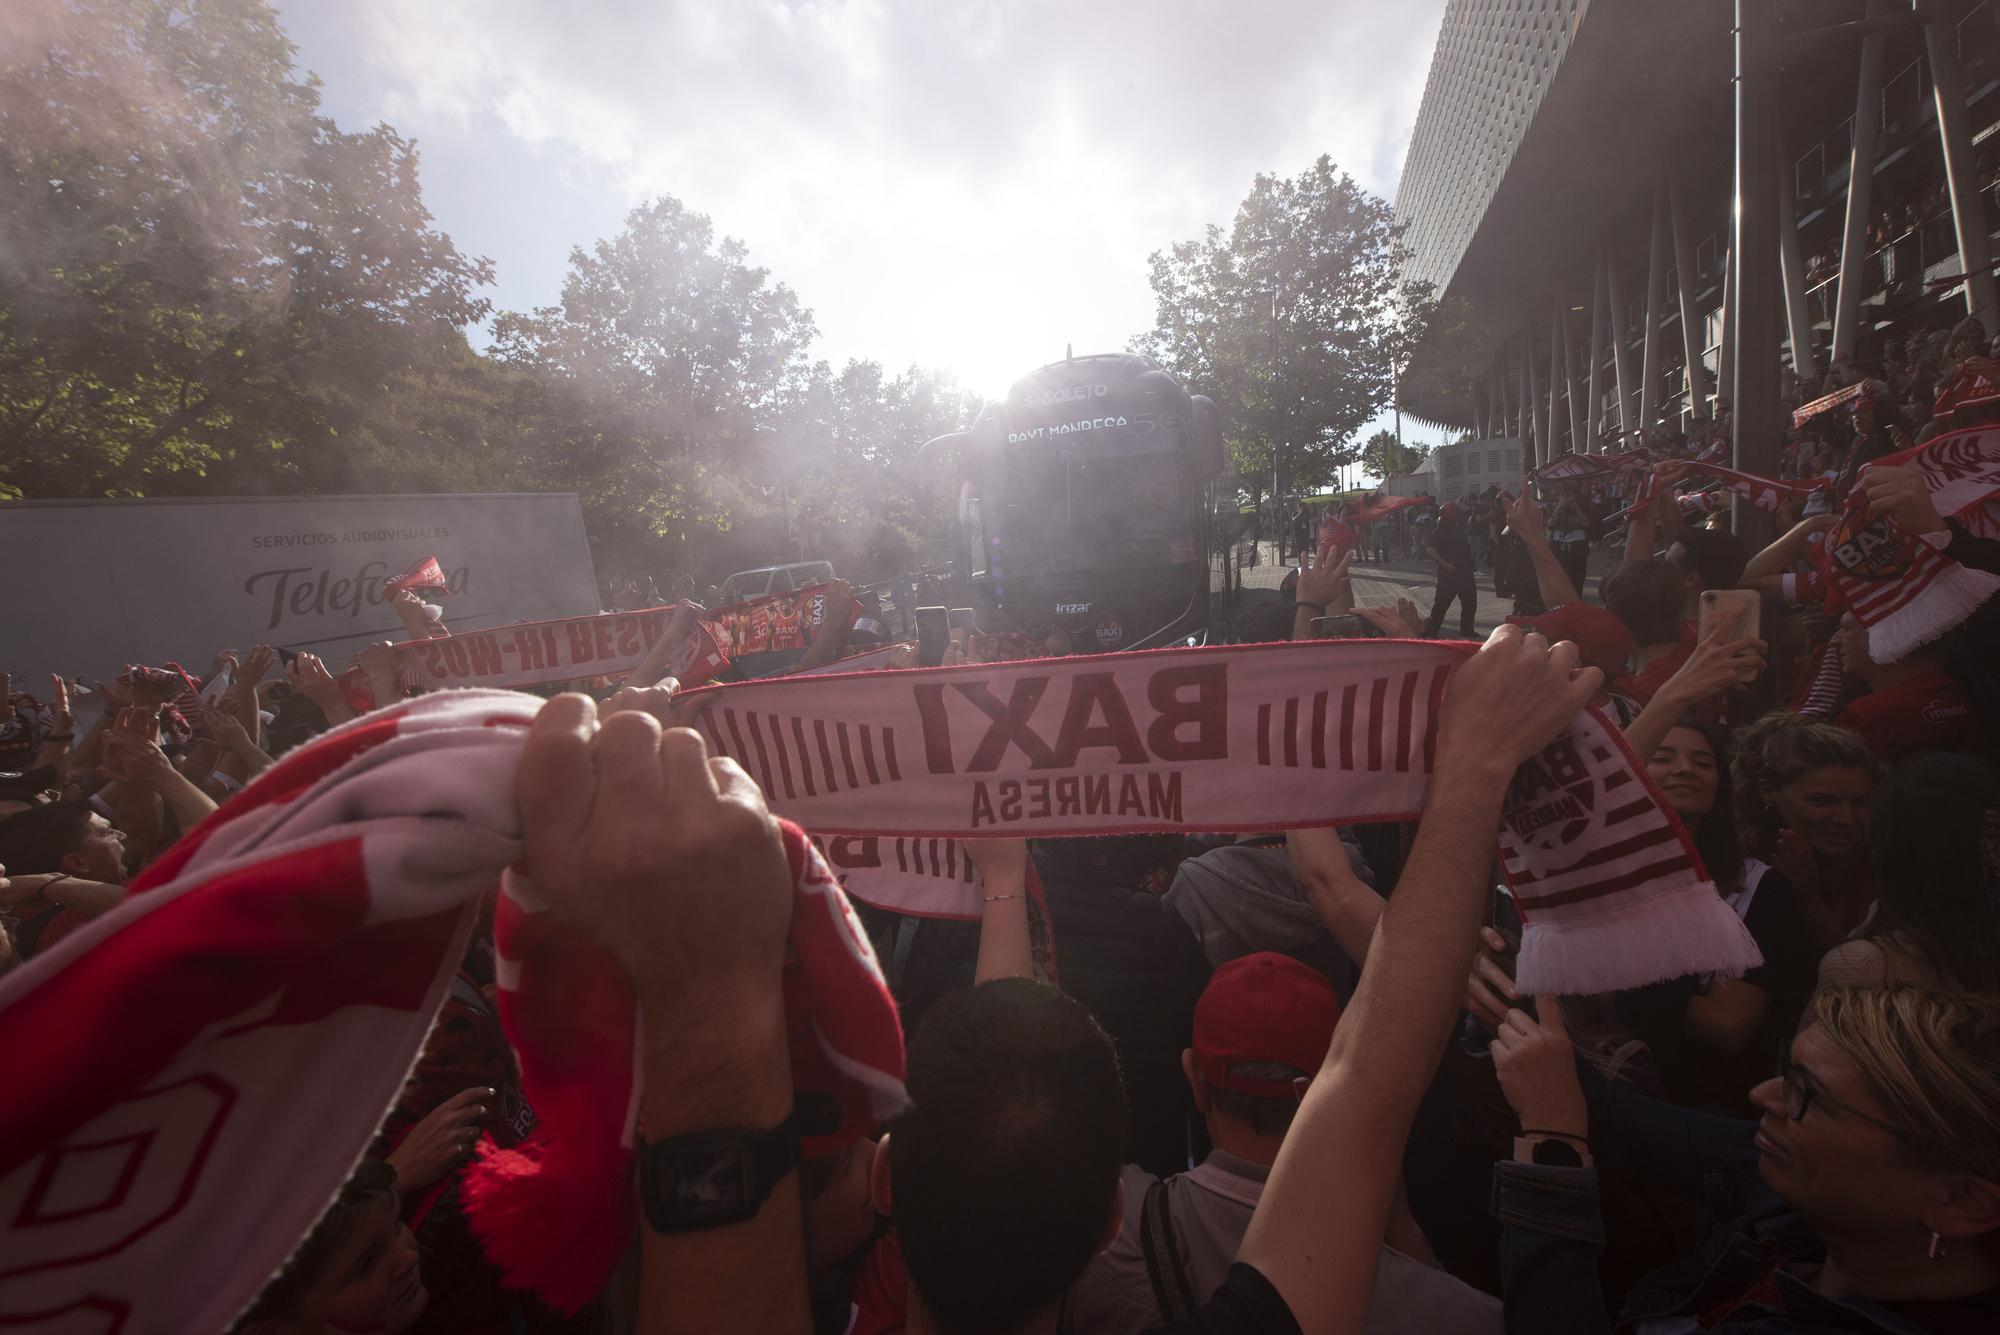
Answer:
[
  {"left": 638, "top": 1107, "right": 803, "bottom": 1234},
  {"left": 1529, "top": 1136, "right": 1584, "bottom": 1168}
]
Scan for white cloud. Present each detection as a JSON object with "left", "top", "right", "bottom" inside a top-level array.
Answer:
[{"left": 344, "top": 0, "right": 1444, "bottom": 397}]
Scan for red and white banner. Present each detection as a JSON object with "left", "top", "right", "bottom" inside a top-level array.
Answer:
[
  {"left": 385, "top": 553, "right": 450, "bottom": 593},
  {"left": 1532, "top": 452, "right": 1616, "bottom": 482},
  {"left": 1690, "top": 462, "right": 1829, "bottom": 512},
  {"left": 705, "top": 582, "right": 859, "bottom": 659},
  {"left": 393, "top": 602, "right": 726, "bottom": 692},
  {"left": 1793, "top": 379, "right": 1868, "bottom": 428},
  {"left": 679, "top": 639, "right": 1760, "bottom": 995},
  {"left": 1877, "top": 425, "right": 2000, "bottom": 538}
]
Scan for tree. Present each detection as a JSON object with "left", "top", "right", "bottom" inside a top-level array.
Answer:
[
  {"left": 1360, "top": 429, "right": 1430, "bottom": 482},
  {"left": 487, "top": 195, "right": 820, "bottom": 564},
  {"left": 1132, "top": 156, "right": 1415, "bottom": 506},
  {"left": 0, "top": 0, "right": 491, "bottom": 497}
]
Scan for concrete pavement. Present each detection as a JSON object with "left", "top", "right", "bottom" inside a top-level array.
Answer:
[{"left": 1224, "top": 540, "right": 1621, "bottom": 637}]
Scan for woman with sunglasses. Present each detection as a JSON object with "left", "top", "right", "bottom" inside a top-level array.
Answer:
[{"left": 1486, "top": 986, "right": 2000, "bottom": 1333}]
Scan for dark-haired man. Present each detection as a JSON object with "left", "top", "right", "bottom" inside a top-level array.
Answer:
[
  {"left": 1066, "top": 952, "right": 1501, "bottom": 1333},
  {"left": 0, "top": 800, "right": 130, "bottom": 959},
  {"left": 235, "top": 1158, "right": 428, "bottom": 1334}
]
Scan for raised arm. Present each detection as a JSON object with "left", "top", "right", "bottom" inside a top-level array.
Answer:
[
  {"left": 1237, "top": 627, "right": 1600, "bottom": 1335},
  {"left": 1506, "top": 493, "right": 1581, "bottom": 607},
  {"left": 1739, "top": 513, "right": 1839, "bottom": 593},
  {"left": 1284, "top": 826, "right": 1383, "bottom": 968},
  {"left": 966, "top": 838, "right": 1034, "bottom": 983},
  {"left": 516, "top": 698, "right": 810, "bottom": 1335}
]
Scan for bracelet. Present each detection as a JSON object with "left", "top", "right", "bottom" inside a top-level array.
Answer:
[
  {"left": 982, "top": 893, "right": 1021, "bottom": 904},
  {"left": 1518, "top": 1128, "right": 1588, "bottom": 1144},
  {"left": 1296, "top": 601, "right": 1326, "bottom": 615}
]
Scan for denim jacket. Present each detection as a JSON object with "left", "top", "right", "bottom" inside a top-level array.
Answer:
[{"left": 1489, "top": 1067, "right": 1956, "bottom": 1335}]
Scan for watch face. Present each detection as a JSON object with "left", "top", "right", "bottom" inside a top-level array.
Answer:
[
  {"left": 1531, "top": 1138, "right": 1583, "bottom": 1168},
  {"left": 658, "top": 1146, "right": 756, "bottom": 1228}
]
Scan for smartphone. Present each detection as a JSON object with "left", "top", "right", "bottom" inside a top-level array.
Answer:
[
  {"left": 916, "top": 606, "right": 951, "bottom": 667},
  {"left": 1311, "top": 614, "right": 1383, "bottom": 640},
  {"left": 1698, "top": 588, "right": 1762, "bottom": 683},
  {"left": 275, "top": 647, "right": 300, "bottom": 668},
  {"left": 948, "top": 607, "right": 977, "bottom": 633}
]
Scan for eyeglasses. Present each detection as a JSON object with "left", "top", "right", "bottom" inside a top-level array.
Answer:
[{"left": 1776, "top": 1045, "right": 1904, "bottom": 1139}]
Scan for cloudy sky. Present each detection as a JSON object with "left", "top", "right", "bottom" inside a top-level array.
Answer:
[{"left": 277, "top": 0, "right": 1448, "bottom": 422}]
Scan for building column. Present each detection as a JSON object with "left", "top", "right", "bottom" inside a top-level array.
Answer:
[
  {"left": 1516, "top": 338, "right": 1531, "bottom": 442},
  {"left": 1718, "top": 243, "right": 1736, "bottom": 409},
  {"left": 1640, "top": 183, "right": 1669, "bottom": 429},
  {"left": 1550, "top": 293, "right": 1568, "bottom": 457},
  {"left": 1605, "top": 245, "right": 1637, "bottom": 443},
  {"left": 1668, "top": 174, "right": 1709, "bottom": 419},
  {"left": 1565, "top": 301, "right": 1589, "bottom": 449},
  {"left": 1526, "top": 318, "right": 1545, "bottom": 468},
  {"left": 1833, "top": 0, "right": 1889, "bottom": 363},
  {"left": 1734, "top": 0, "right": 1782, "bottom": 501},
  {"left": 1587, "top": 255, "right": 1607, "bottom": 451},
  {"left": 1778, "top": 156, "right": 1820, "bottom": 381},
  {"left": 1921, "top": 0, "right": 2000, "bottom": 335}
]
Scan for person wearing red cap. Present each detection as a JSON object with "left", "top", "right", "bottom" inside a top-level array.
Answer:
[
  {"left": 1503, "top": 602, "right": 1641, "bottom": 723},
  {"left": 1065, "top": 952, "right": 1502, "bottom": 1335}
]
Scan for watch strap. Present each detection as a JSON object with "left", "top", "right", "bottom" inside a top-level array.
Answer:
[{"left": 638, "top": 1105, "right": 803, "bottom": 1234}]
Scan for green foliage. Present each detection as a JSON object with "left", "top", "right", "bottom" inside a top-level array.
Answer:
[
  {"left": 1132, "top": 156, "right": 1427, "bottom": 504},
  {"left": 1360, "top": 429, "right": 1431, "bottom": 481},
  {"left": 0, "top": 0, "right": 491, "bottom": 495}
]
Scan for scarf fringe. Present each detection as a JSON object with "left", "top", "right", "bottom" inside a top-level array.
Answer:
[
  {"left": 461, "top": 1133, "right": 637, "bottom": 1314},
  {"left": 1866, "top": 562, "right": 2000, "bottom": 663},
  {"left": 1515, "top": 883, "right": 1763, "bottom": 995}
]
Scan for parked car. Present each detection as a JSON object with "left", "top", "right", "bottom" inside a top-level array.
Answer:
[{"left": 715, "top": 560, "right": 837, "bottom": 603}]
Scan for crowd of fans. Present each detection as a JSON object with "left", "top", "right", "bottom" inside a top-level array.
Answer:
[{"left": 5, "top": 324, "right": 2000, "bottom": 1334}]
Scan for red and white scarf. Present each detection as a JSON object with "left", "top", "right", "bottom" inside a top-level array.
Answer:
[
  {"left": 1818, "top": 493, "right": 2000, "bottom": 663},
  {"left": 1817, "top": 428, "right": 2000, "bottom": 660},
  {"left": 678, "top": 639, "right": 1761, "bottom": 997},
  {"left": 0, "top": 691, "right": 904, "bottom": 1330},
  {"left": 1690, "top": 462, "right": 1829, "bottom": 512},
  {"left": 1875, "top": 425, "right": 2000, "bottom": 538}
]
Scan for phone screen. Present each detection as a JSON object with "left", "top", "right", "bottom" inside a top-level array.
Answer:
[{"left": 916, "top": 607, "right": 951, "bottom": 667}]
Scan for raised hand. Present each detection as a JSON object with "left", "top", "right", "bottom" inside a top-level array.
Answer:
[
  {"left": 1463, "top": 926, "right": 1521, "bottom": 1031},
  {"left": 101, "top": 706, "right": 172, "bottom": 785},
  {"left": 1352, "top": 603, "right": 1421, "bottom": 639},
  {"left": 1658, "top": 618, "right": 1767, "bottom": 709},
  {"left": 238, "top": 645, "right": 277, "bottom": 687},
  {"left": 47, "top": 675, "right": 72, "bottom": 736},
  {"left": 601, "top": 680, "right": 681, "bottom": 728},
  {"left": 1436, "top": 625, "right": 1603, "bottom": 777},
  {"left": 387, "top": 1086, "right": 494, "bottom": 1192},
  {"left": 1490, "top": 998, "right": 1587, "bottom": 1137},
  {"left": 1505, "top": 492, "right": 1545, "bottom": 543},
  {"left": 1857, "top": 464, "right": 1946, "bottom": 536},
  {"left": 1295, "top": 545, "right": 1354, "bottom": 615},
  {"left": 515, "top": 696, "right": 793, "bottom": 1005}
]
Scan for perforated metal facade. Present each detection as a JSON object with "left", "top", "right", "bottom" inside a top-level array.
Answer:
[{"left": 1394, "top": 0, "right": 1594, "bottom": 300}]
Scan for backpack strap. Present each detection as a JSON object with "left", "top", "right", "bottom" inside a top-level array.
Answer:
[{"left": 1139, "top": 1178, "right": 1199, "bottom": 1321}]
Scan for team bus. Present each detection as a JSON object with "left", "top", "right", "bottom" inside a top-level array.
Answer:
[{"left": 919, "top": 352, "right": 1225, "bottom": 653}]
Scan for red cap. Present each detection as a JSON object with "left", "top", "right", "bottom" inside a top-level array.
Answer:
[
  {"left": 1193, "top": 952, "right": 1340, "bottom": 1100},
  {"left": 1505, "top": 602, "right": 1633, "bottom": 678}
]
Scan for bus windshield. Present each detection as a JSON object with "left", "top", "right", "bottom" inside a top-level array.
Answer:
[{"left": 970, "top": 435, "right": 1192, "bottom": 578}]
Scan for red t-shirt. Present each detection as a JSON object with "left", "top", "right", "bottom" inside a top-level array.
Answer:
[
  {"left": 1836, "top": 671, "right": 1987, "bottom": 764},
  {"left": 1623, "top": 621, "right": 1698, "bottom": 706}
]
